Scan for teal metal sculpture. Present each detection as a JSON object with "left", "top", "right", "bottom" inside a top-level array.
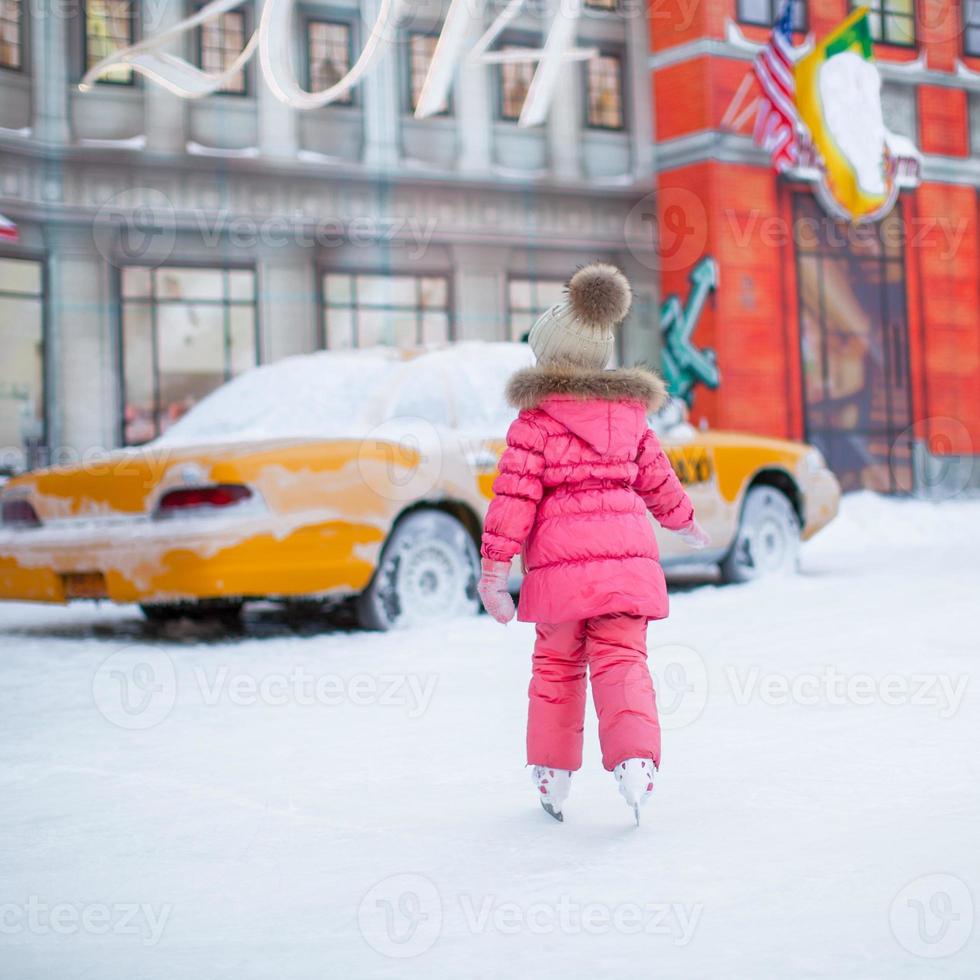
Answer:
[{"left": 660, "top": 256, "right": 721, "bottom": 406}]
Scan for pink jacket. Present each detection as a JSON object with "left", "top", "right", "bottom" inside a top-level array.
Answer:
[{"left": 481, "top": 364, "right": 694, "bottom": 624}]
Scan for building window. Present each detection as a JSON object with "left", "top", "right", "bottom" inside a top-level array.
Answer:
[
  {"left": 308, "top": 20, "right": 352, "bottom": 102},
  {"left": 969, "top": 91, "right": 980, "bottom": 154},
  {"left": 965, "top": 0, "right": 980, "bottom": 56},
  {"left": 880, "top": 81, "right": 917, "bottom": 140},
  {"left": 408, "top": 32, "right": 449, "bottom": 114},
  {"left": 322, "top": 274, "right": 450, "bottom": 349},
  {"left": 0, "top": 257, "right": 44, "bottom": 472},
  {"left": 197, "top": 6, "right": 247, "bottom": 94},
  {"left": 854, "top": 0, "right": 915, "bottom": 46},
  {"left": 84, "top": 0, "right": 136, "bottom": 84},
  {"left": 121, "top": 267, "right": 257, "bottom": 445},
  {"left": 586, "top": 53, "right": 624, "bottom": 130},
  {"left": 508, "top": 278, "right": 565, "bottom": 342},
  {"left": 1, "top": 0, "right": 23, "bottom": 70},
  {"left": 499, "top": 46, "right": 535, "bottom": 121},
  {"left": 737, "top": 0, "right": 807, "bottom": 30}
]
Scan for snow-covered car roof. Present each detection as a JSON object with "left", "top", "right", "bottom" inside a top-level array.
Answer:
[{"left": 155, "top": 342, "right": 536, "bottom": 448}]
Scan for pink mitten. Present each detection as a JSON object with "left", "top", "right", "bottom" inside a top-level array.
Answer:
[
  {"left": 478, "top": 559, "right": 515, "bottom": 624},
  {"left": 677, "top": 519, "right": 710, "bottom": 550}
]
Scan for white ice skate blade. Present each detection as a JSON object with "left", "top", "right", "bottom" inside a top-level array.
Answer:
[{"left": 540, "top": 799, "right": 564, "bottom": 822}]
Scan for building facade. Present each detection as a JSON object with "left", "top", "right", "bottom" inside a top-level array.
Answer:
[
  {"left": 2, "top": 0, "right": 978, "bottom": 495},
  {"left": 0, "top": 0, "right": 656, "bottom": 467},
  {"left": 651, "top": 0, "right": 980, "bottom": 493}
]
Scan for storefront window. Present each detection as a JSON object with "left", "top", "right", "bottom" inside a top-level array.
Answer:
[
  {"left": 307, "top": 20, "right": 352, "bottom": 102},
  {"left": 0, "top": 257, "right": 44, "bottom": 472},
  {"left": 508, "top": 278, "right": 565, "bottom": 341},
  {"left": 737, "top": 0, "right": 807, "bottom": 30},
  {"left": 854, "top": 0, "right": 915, "bottom": 46},
  {"left": 322, "top": 273, "right": 450, "bottom": 349},
  {"left": 1, "top": 0, "right": 23, "bottom": 70},
  {"left": 121, "top": 266, "right": 257, "bottom": 445},
  {"left": 84, "top": 0, "right": 136, "bottom": 83},
  {"left": 586, "top": 53, "right": 624, "bottom": 130},
  {"left": 197, "top": 6, "right": 247, "bottom": 94}
]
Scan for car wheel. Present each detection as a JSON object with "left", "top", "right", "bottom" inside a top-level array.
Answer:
[
  {"left": 356, "top": 509, "right": 480, "bottom": 630},
  {"left": 720, "top": 485, "right": 801, "bottom": 584},
  {"left": 140, "top": 600, "right": 244, "bottom": 626}
]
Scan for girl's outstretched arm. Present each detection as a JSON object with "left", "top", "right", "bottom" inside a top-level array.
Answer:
[
  {"left": 481, "top": 412, "right": 546, "bottom": 563},
  {"left": 632, "top": 428, "right": 696, "bottom": 532}
]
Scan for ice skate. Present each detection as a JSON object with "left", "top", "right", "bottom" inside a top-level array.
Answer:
[
  {"left": 614, "top": 758, "right": 655, "bottom": 826},
  {"left": 531, "top": 766, "right": 572, "bottom": 822}
]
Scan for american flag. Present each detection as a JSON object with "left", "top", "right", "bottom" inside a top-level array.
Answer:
[
  {"left": 0, "top": 213, "right": 17, "bottom": 243},
  {"left": 752, "top": 0, "right": 802, "bottom": 172}
]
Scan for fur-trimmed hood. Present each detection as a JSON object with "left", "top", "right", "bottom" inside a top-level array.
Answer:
[{"left": 506, "top": 363, "right": 667, "bottom": 413}]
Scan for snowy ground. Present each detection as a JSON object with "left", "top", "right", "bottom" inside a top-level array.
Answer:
[{"left": 1, "top": 492, "right": 978, "bottom": 979}]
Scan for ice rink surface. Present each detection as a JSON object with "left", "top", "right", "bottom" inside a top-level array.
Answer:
[{"left": 1, "top": 492, "right": 978, "bottom": 978}]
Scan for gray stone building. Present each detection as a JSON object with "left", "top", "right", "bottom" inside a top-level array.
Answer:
[{"left": 0, "top": 0, "right": 657, "bottom": 466}]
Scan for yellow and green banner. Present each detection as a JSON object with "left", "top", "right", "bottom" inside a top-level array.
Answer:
[{"left": 794, "top": 7, "right": 917, "bottom": 222}]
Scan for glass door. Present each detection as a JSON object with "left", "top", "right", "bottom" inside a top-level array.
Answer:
[{"left": 794, "top": 195, "right": 913, "bottom": 492}]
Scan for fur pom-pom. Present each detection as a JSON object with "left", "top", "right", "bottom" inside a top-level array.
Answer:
[{"left": 566, "top": 263, "right": 632, "bottom": 330}]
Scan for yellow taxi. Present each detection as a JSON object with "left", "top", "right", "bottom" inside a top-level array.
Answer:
[{"left": 0, "top": 343, "right": 840, "bottom": 628}]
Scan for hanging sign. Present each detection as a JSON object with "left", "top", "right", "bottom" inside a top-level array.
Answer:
[
  {"left": 740, "top": 4, "right": 921, "bottom": 223},
  {"left": 793, "top": 7, "right": 920, "bottom": 222},
  {"left": 78, "top": 0, "right": 597, "bottom": 128}
]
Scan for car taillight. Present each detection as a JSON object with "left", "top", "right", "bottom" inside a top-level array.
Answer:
[
  {"left": 1, "top": 499, "right": 41, "bottom": 528},
  {"left": 156, "top": 484, "right": 253, "bottom": 517}
]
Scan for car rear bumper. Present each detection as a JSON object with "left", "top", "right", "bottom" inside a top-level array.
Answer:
[
  {"left": 0, "top": 514, "right": 385, "bottom": 605},
  {"left": 801, "top": 468, "right": 841, "bottom": 540}
]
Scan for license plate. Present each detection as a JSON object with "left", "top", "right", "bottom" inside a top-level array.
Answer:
[{"left": 62, "top": 572, "right": 108, "bottom": 600}]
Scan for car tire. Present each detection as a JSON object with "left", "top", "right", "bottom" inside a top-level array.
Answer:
[
  {"left": 356, "top": 509, "right": 481, "bottom": 631},
  {"left": 140, "top": 600, "right": 244, "bottom": 626},
  {"left": 720, "top": 485, "right": 801, "bottom": 584}
]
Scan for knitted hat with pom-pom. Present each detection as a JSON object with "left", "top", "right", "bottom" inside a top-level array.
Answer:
[{"left": 527, "top": 263, "right": 632, "bottom": 370}]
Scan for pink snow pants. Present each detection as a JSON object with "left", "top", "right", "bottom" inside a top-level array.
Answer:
[{"left": 526, "top": 613, "right": 661, "bottom": 772}]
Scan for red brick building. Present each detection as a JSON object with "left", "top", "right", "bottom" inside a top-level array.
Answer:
[{"left": 649, "top": 0, "right": 980, "bottom": 493}]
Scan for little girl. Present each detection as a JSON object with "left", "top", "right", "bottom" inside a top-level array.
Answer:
[{"left": 478, "top": 263, "right": 708, "bottom": 824}]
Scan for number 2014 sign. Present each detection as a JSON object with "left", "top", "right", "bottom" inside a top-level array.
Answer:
[{"left": 79, "top": 0, "right": 598, "bottom": 128}]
